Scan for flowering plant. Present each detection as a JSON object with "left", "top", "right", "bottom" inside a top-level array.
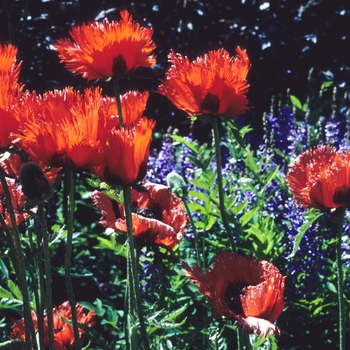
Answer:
[{"left": 0, "top": 6, "right": 349, "bottom": 350}]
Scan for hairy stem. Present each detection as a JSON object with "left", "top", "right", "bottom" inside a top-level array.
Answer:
[
  {"left": 212, "top": 118, "right": 236, "bottom": 253},
  {"left": 64, "top": 168, "right": 82, "bottom": 350}
]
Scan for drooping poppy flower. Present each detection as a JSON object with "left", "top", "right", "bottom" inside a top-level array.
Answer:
[
  {"left": 0, "top": 44, "right": 23, "bottom": 150},
  {"left": 13, "top": 87, "right": 112, "bottom": 170},
  {"left": 54, "top": 10, "right": 156, "bottom": 80},
  {"left": 10, "top": 301, "right": 95, "bottom": 350},
  {"left": 182, "top": 251, "right": 285, "bottom": 337},
  {"left": 158, "top": 47, "right": 251, "bottom": 117},
  {"left": 92, "top": 182, "right": 188, "bottom": 250},
  {"left": 1, "top": 153, "right": 61, "bottom": 188},
  {"left": 92, "top": 91, "right": 155, "bottom": 186},
  {"left": 0, "top": 177, "right": 29, "bottom": 228},
  {"left": 286, "top": 145, "right": 350, "bottom": 210}
]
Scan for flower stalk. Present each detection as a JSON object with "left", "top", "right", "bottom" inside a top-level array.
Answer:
[
  {"left": 113, "top": 76, "right": 124, "bottom": 127},
  {"left": 123, "top": 185, "right": 150, "bottom": 350},
  {"left": 212, "top": 117, "right": 236, "bottom": 253},
  {"left": 333, "top": 207, "right": 346, "bottom": 350},
  {"left": 0, "top": 168, "right": 37, "bottom": 349},
  {"left": 64, "top": 168, "right": 82, "bottom": 350}
]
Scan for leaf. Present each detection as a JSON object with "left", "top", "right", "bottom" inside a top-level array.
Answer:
[
  {"left": 0, "top": 258, "right": 9, "bottom": 279},
  {"left": 290, "top": 95, "right": 303, "bottom": 110},
  {"left": 162, "top": 303, "right": 188, "bottom": 322},
  {"left": 226, "top": 120, "right": 245, "bottom": 148},
  {"left": 287, "top": 209, "right": 323, "bottom": 259},
  {"left": 171, "top": 135, "right": 199, "bottom": 154},
  {"left": 245, "top": 148, "right": 258, "bottom": 173},
  {"left": 0, "top": 286, "right": 14, "bottom": 299},
  {"left": 7, "top": 280, "right": 23, "bottom": 301},
  {"left": 239, "top": 207, "right": 258, "bottom": 227}
]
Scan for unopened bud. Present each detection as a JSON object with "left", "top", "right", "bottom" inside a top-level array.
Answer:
[
  {"left": 166, "top": 172, "right": 188, "bottom": 199},
  {"left": 20, "top": 162, "right": 50, "bottom": 199}
]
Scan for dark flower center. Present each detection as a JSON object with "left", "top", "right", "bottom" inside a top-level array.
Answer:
[
  {"left": 112, "top": 54, "right": 128, "bottom": 77},
  {"left": 333, "top": 185, "right": 350, "bottom": 206},
  {"left": 201, "top": 92, "right": 220, "bottom": 114},
  {"left": 224, "top": 281, "right": 249, "bottom": 315},
  {"left": 132, "top": 203, "right": 163, "bottom": 221}
]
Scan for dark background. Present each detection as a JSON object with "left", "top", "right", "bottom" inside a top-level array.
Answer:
[{"left": 1, "top": 0, "right": 349, "bottom": 138}]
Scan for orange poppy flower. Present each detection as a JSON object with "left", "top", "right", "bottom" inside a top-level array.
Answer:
[
  {"left": 158, "top": 47, "right": 251, "bottom": 117},
  {"left": 92, "top": 182, "right": 188, "bottom": 250},
  {"left": 0, "top": 44, "right": 23, "bottom": 150},
  {"left": 107, "top": 90, "right": 150, "bottom": 128},
  {"left": 183, "top": 251, "right": 285, "bottom": 337},
  {"left": 10, "top": 301, "right": 95, "bottom": 350},
  {"left": 0, "top": 177, "right": 29, "bottom": 228},
  {"left": 54, "top": 10, "right": 156, "bottom": 80},
  {"left": 14, "top": 87, "right": 112, "bottom": 169},
  {"left": 92, "top": 90, "right": 155, "bottom": 186},
  {"left": 286, "top": 145, "right": 350, "bottom": 210}
]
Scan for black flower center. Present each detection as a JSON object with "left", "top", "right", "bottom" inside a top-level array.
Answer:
[
  {"left": 333, "top": 185, "right": 350, "bottom": 206},
  {"left": 224, "top": 281, "right": 249, "bottom": 315},
  {"left": 112, "top": 54, "right": 128, "bottom": 77},
  {"left": 132, "top": 203, "right": 163, "bottom": 221},
  {"left": 200, "top": 92, "right": 220, "bottom": 114}
]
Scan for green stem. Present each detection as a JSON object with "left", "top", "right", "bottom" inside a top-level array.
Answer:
[
  {"left": 64, "top": 168, "right": 82, "bottom": 350},
  {"left": 183, "top": 199, "right": 203, "bottom": 270},
  {"left": 123, "top": 185, "right": 150, "bottom": 350},
  {"left": 0, "top": 340, "right": 26, "bottom": 349},
  {"left": 113, "top": 76, "right": 124, "bottom": 127},
  {"left": 334, "top": 207, "right": 346, "bottom": 350},
  {"left": 38, "top": 204, "right": 55, "bottom": 350},
  {"left": 0, "top": 168, "right": 37, "bottom": 349},
  {"left": 29, "top": 223, "right": 45, "bottom": 350},
  {"left": 212, "top": 118, "right": 236, "bottom": 253}
]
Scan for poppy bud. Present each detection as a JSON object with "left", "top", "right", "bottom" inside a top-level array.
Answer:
[
  {"left": 166, "top": 172, "right": 188, "bottom": 199},
  {"left": 20, "top": 162, "right": 50, "bottom": 199}
]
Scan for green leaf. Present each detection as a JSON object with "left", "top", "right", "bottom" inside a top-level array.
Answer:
[
  {"left": 7, "top": 280, "right": 22, "bottom": 301},
  {"left": 0, "top": 258, "right": 9, "bottom": 279},
  {"left": 226, "top": 121, "right": 245, "bottom": 148},
  {"left": 162, "top": 303, "right": 188, "bottom": 322},
  {"left": 0, "top": 286, "right": 14, "bottom": 299},
  {"left": 326, "top": 282, "right": 337, "bottom": 294},
  {"left": 171, "top": 135, "right": 199, "bottom": 154},
  {"left": 290, "top": 95, "right": 303, "bottom": 110},
  {"left": 245, "top": 149, "right": 258, "bottom": 173},
  {"left": 239, "top": 207, "right": 258, "bottom": 227},
  {"left": 287, "top": 209, "right": 323, "bottom": 259}
]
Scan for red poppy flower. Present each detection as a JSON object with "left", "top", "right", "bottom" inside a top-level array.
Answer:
[
  {"left": 0, "top": 177, "right": 29, "bottom": 228},
  {"left": 13, "top": 87, "right": 111, "bottom": 169},
  {"left": 92, "top": 91, "right": 155, "bottom": 186},
  {"left": 286, "top": 145, "right": 350, "bottom": 210},
  {"left": 182, "top": 251, "right": 285, "bottom": 337},
  {"left": 54, "top": 10, "right": 156, "bottom": 80},
  {"left": 10, "top": 301, "right": 95, "bottom": 350},
  {"left": 92, "top": 182, "right": 188, "bottom": 250},
  {"left": 0, "top": 44, "right": 23, "bottom": 150},
  {"left": 157, "top": 47, "right": 251, "bottom": 117}
]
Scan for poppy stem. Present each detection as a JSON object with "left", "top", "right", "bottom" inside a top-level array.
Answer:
[
  {"left": 38, "top": 204, "right": 55, "bottom": 350},
  {"left": 333, "top": 207, "right": 346, "bottom": 350},
  {"left": 64, "top": 168, "right": 82, "bottom": 350},
  {"left": 212, "top": 118, "right": 237, "bottom": 253},
  {"left": 0, "top": 168, "right": 37, "bottom": 349},
  {"left": 183, "top": 199, "right": 204, "bottom": 269},
  {"left": 123, "top": 185, "right": 150, "bottom": 350},
  {"left": 31, "top": 210, "right": 46, "bottom": 350},
  {"left": 113, "top": 76, "right": 125, "bottom": 127}
]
